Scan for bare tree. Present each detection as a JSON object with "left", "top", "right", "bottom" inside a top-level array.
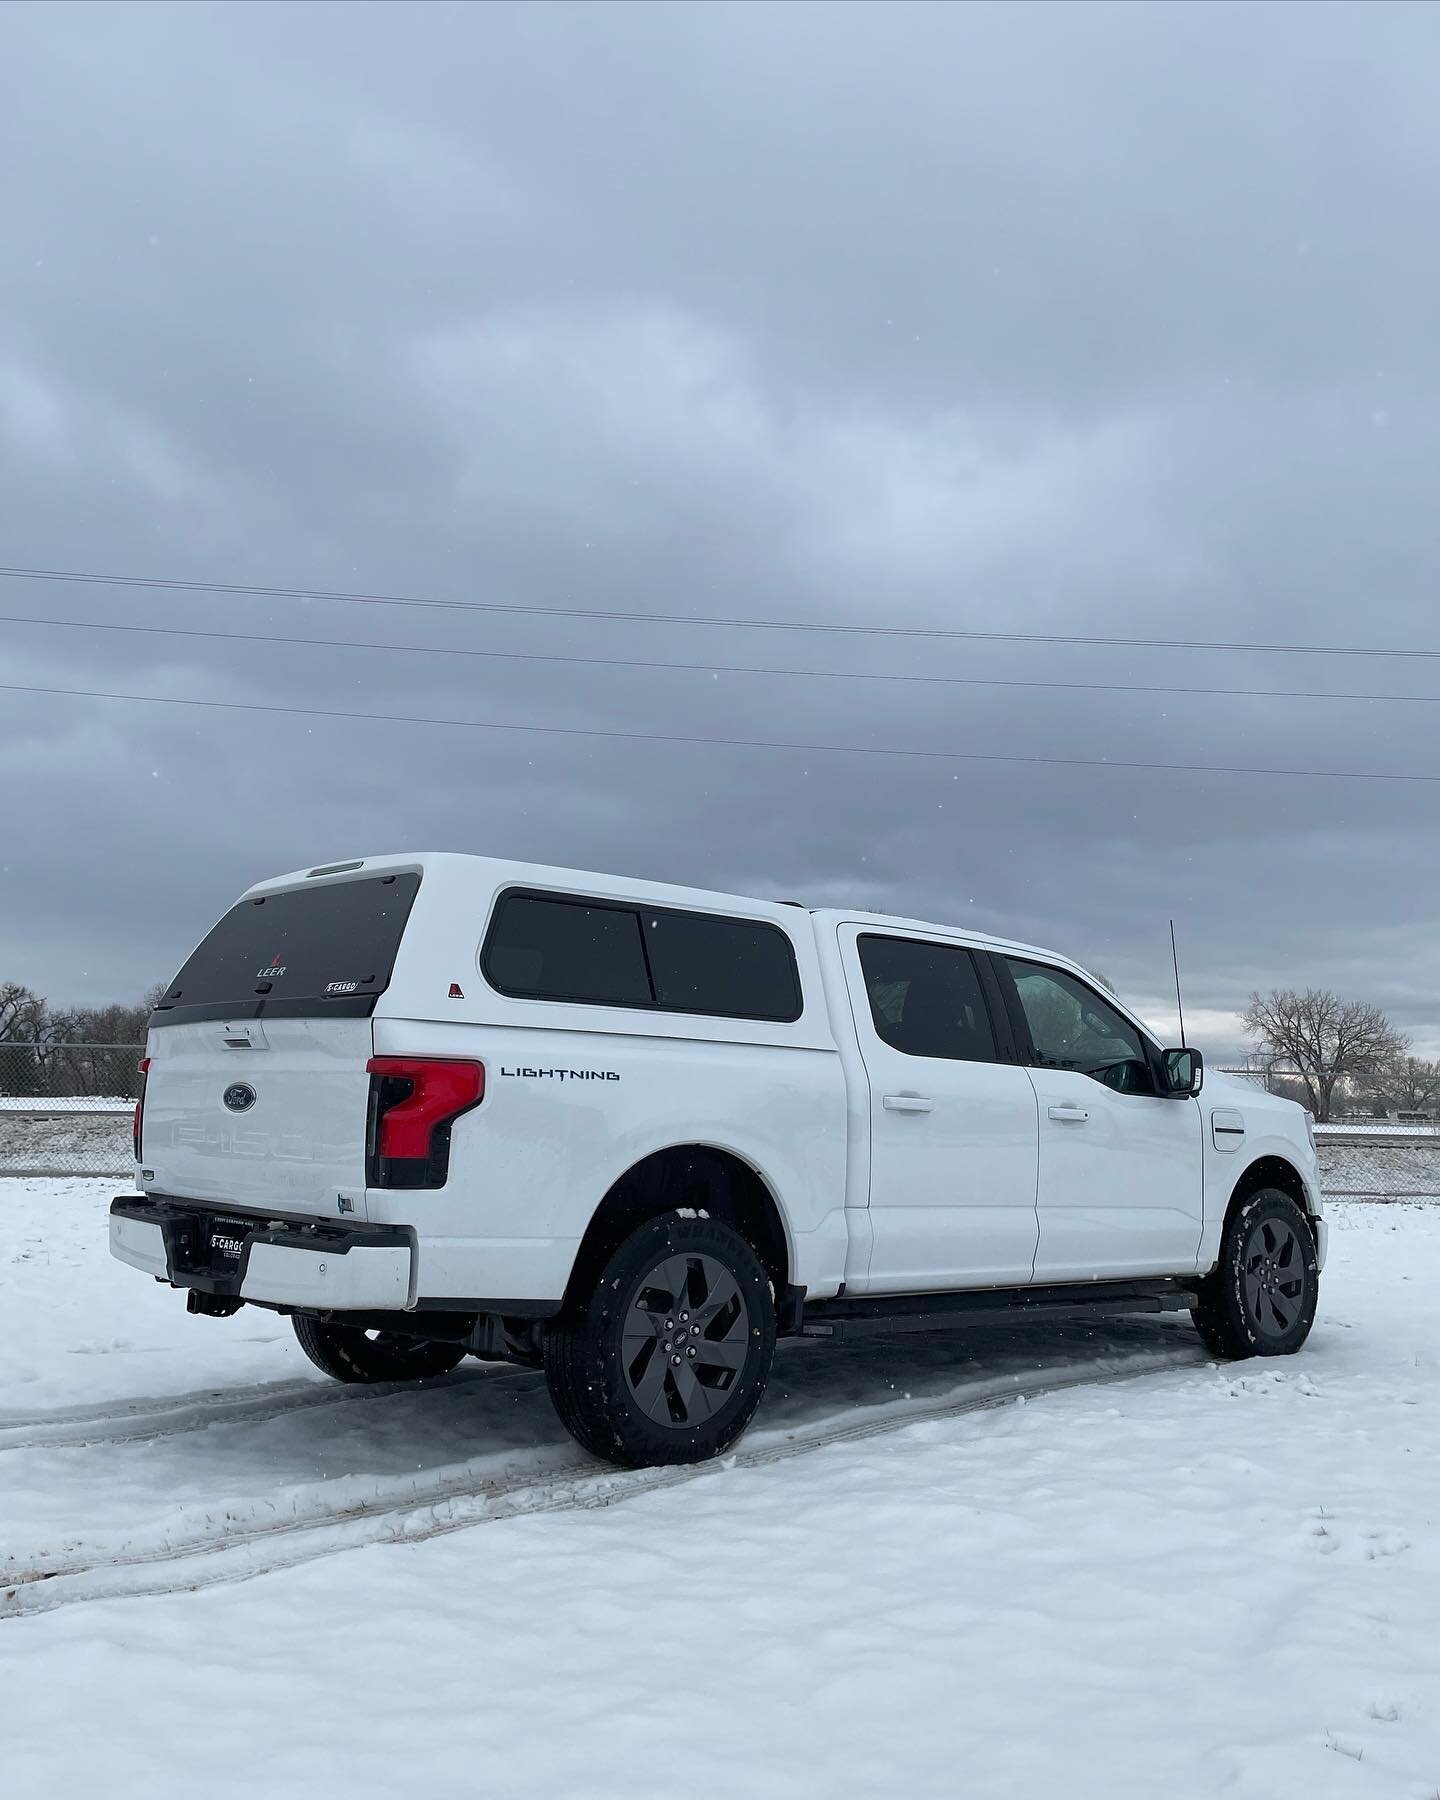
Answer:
[
  {"left": 0, "top": 982, "right": 53, "bottom": 1094},
  {"left": 0, "top": 982, "right": 46, "bottom": 1042},
  {"left": 1242, "top": 989, "right": 1409, "bottom": 1122},
  {"left": 0, "top": 980, "right": 163, "bottom": 1096},
  {"left": 1361, "top": 1055, "right": 1440, "bottom": 1119},
  {"left": 47, "top": 990, "right": 163, "bottom": 1096}
]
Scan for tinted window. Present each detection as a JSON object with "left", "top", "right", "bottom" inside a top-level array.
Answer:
[
  {"left": 157, "top": 873, "right": 421, "bottom": 1021},
  {"left": 1004, "top": 958, "right": 1153, "bottom": 1092},
  {"left": 858, "top": 936, "right": 997, "bottom": 1062},
  {"left": 642, "top": 910, "right": 801, "bottom": 1022},
  {"left": 483, "top": 891, "right": 803, "bottom": 1021},
  {"left": 483, "top": 894, "right": 651, "bottom": 1006}
]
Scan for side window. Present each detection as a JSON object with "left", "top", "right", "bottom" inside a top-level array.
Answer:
[
  {"left": 858, "top": 935, "right": 998, "bottom": 1063},
  {"left": 1003, "top": 958, "right": 1154, "bottom": 1093},
  {"left": 482, "top": 890, "right": 803, "bottom": 1021},
  {"left": 643, "top": 911, "right": 801, "bottom": 1022},
  {"left": 483, "top": 894, "right": 651, "bottom": 1006}
]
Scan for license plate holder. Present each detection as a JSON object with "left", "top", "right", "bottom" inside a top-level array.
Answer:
[{"left": 207, "top": 1216, "right": 255, "bottom": 1268}]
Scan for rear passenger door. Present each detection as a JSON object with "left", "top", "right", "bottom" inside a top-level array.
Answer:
[{"left": 842, "top": 928, "right": 1040, "bottom": 1293}]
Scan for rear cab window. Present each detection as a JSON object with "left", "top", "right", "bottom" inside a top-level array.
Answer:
[
  {"left": 482, "top": 890, "right": 803, "bottom": 1022},
  {"left": 154, "top": 872, "right": 421, "bottom": 1025}
]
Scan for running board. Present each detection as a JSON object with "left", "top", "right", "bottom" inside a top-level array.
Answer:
[{"left": 796, "top": 1278, "right": 1199, "bottom": 1343}]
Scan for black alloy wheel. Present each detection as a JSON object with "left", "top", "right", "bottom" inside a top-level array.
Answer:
[
  {"left": 620, "top": 1250, "right": 752, "bottom": 1429},
  {"left": 1191, "top": 1187, "right": 1319, "bottom": 1360},
  {"left": 1240, "top": 1213, "right": 1307, "bottom": 1341},
  {"left": 543, "top": 1213, "right": 776, "bottom": 1468}
]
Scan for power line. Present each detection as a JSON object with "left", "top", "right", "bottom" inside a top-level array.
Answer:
[
  {"left": 5, "top": 610, "right": 1440, "bottom": 708},
  {"left": 1, "top": 563, "right": 1436, "bottom": 661},
  {"left": 5, "top": 677, "right": 1439, "bottom": 786}
]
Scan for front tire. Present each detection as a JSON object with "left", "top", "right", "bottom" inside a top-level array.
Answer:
[
  {"left": 544, "top": 1214, "right": 776, "bottom": 1468},
  {"left": 1191, "top": 1188, "right": 1319, "bottom": 1360},
  {"left": 291, "top": 1315, "right": 467, "bottom": 1384}
]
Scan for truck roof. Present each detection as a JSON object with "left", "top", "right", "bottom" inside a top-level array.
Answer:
[{"left": 247, "top": 850, "right": 1065, "bottom": 967}]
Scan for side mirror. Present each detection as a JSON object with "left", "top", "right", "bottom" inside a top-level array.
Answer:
[{"left": 1163, "top": 1046, "right": 1203, "bottom": 1097}]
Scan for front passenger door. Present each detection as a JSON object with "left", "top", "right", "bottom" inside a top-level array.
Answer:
[{"left": 996, "top": 956, "right": 1203, "bottom": 1280}]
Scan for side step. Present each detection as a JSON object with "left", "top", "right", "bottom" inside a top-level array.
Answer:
[{"left": 795, "top": 1278, "right": 1199, "bottom": 1344}]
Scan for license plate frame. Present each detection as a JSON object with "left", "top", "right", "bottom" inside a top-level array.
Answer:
[{"left": 206, "top": 1216, "right": 255, "bottom": 1267}]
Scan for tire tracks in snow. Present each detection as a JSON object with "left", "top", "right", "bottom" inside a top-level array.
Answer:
[
  {"left": 0, "top": 1365, "right": 511, "bottom": 1454},
  {"left": 0, "top": 1343, "right": 1206, "bottom": 1621}
]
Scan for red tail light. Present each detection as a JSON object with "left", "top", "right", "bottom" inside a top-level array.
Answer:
[
  {"left": 366, "top": 1057, "right": 484, "bottom": 1189},
  {"left": 133, "top": 1057, "right": 152, "bottom": 1163}
]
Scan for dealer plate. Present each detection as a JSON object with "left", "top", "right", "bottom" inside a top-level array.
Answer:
[{"left": 207, "top": 1217, "right": 255, "bottom": 1263}]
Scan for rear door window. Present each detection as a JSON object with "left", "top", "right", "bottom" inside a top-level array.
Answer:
[
  {"left": 483, "top": 890, "right": 803, "bottom": 1021},
  {"left": 155, "top": 872, "right": 421, "bottom": 1023},
  {"left": 857, "top": 935, "right": 998, "bottom": 1062}
]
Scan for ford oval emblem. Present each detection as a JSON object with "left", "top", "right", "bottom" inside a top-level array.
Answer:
[{"left": 223, "top": 1082, "right": 257, "bottom": 1113}]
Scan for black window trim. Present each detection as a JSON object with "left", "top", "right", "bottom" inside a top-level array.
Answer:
[
  {"left": 986, "top": 952, "right": 1166, "bottom": 1093},
  {"left": 856, "top": 931, "right": 1008, "bottom": 1066},
  {"left": 480, "top": 886, "right": 805, "bottom": 1024}
]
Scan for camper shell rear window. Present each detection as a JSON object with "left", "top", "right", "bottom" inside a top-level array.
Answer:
[
  {"left": 152, "top": 872, "right": 421, "bottom": 1026},
  {"left": 482, "top": 889, "right": 803, "bottom": 1023}
]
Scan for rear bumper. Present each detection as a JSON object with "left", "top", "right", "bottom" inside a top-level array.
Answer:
[{"left": 110, "top": 1195, "right": 413, "bottom": 1311}]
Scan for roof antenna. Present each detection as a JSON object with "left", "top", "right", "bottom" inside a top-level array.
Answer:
[{"left": 1169, "top": 919, "right": 1188, "bottom": 1050}]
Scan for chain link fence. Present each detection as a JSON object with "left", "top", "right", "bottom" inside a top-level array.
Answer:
[{"left": 0, "top": 1043, "right": 143, "bottom": 1178}]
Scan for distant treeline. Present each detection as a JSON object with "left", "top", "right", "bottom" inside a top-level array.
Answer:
[{"left": 0, "top": 981, "right": 161, "bottom": 1098}]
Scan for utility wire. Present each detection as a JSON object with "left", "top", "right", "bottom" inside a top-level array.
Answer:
[
  {"left": 4, "top": 611, "right": 1439, "bottom": 708},
  {"left": 1, "top": 563, "right": 1436, "bottom": 661},
  {"left": 5, "top": 678, "right": 1439, "bottom": 785}
]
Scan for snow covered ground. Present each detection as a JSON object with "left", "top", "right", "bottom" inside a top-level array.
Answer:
[
  {"left": 0, "top": 1109, "right": 132, "bottom": 1177},
  {"left": 1, "top": 1181, "right": 1437, "bottom": 1798}
]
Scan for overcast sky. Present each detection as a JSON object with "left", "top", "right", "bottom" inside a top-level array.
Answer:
[{"left": 2, "top": 0, "right": 1439, "bottom": 1058}]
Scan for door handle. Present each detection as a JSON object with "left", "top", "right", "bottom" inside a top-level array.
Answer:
[
  {"left": 883, "top": 1094, "right": 935, "bottom": 1113},
  {"left": 221, "top": 1024, "right": 269, "bottom": 1050},
  {"left": 1048, "top": 1104, "right": 1089, "bottom": 1122}
]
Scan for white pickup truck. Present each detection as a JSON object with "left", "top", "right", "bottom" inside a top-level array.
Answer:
[{"left": 111, "top": 852, "right": 1325, "bottom": 1467}]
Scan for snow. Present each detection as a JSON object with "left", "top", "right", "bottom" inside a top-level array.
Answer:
[
  {"left": 0, "top": 1097, "right": 134, "bottom": 1111},
  {"left": 0, "top": 1112, "right": 132, "bottom": 1177},
  {"left": 2, "top": 1180, "right": 1438, "bottom": 1797}
]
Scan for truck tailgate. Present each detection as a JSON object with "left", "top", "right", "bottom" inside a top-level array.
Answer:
[{"left": 140, "top": 1017, "right": 373, "bottom": 1219}]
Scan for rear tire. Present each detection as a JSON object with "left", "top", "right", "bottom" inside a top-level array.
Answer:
[
  {"left": 544, "top": 1213, "right": 776, "bottom": 1468},
  {"left": 1191, "top": 1187, "right": 1318, "bottom": 1360},
  {"left": 291, "top": 1315, "right": 467, "bottom": 1384}
]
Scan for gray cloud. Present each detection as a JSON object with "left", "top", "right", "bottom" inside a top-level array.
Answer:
[{"left": 3, "top": 0, "right": 1439, "bottom": 1061}]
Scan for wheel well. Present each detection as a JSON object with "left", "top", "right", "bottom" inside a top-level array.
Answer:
[
  {"left": 1229, "top": 1155, "right": 1314, "bottom": 1230},
  {"left": 564, "top": 1146, "right": 791, "bottom": 1304}
]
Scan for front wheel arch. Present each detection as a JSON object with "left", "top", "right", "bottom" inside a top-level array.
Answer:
[{"left": 1224, "top": 1153, "right": 1317, "bottom": 1244}]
